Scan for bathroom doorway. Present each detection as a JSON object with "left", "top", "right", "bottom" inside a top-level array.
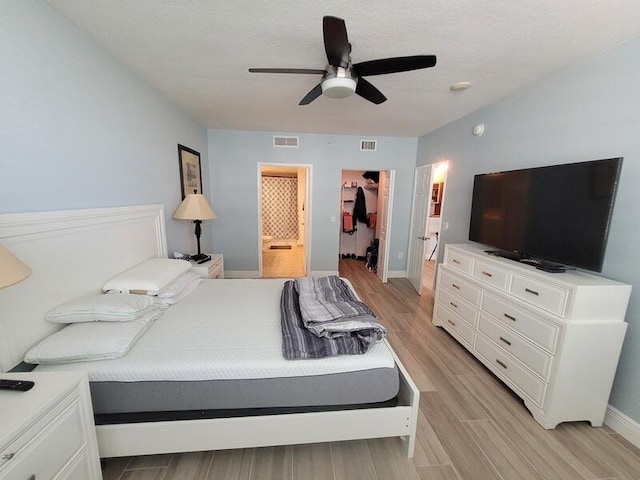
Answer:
[
  {"left": 258, "top": 163, "right": 311, "bottom": 278},
  {"left": 408, "top": 162, "right": 448, "bottom": 295}
]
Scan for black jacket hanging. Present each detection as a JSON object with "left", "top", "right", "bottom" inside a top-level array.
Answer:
[{"left": 353, "top": 187, "right": 368, "bottom": 223}]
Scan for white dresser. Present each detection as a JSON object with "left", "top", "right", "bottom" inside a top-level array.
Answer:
[
  {"left": 0, "top": 372, "right": 102, "bottom": 479},
  {"left": 433, "top": 243, "right": 631, "bottom": 429}
]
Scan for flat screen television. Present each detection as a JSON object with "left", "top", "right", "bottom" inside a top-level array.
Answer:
[{"left": 468, "top": 157, "right": 623, "bottom": 272}]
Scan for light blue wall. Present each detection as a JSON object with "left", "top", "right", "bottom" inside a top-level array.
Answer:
[
  {"left": 417, "top": 36, "right": 640, "bottom": 423},
  {"left": 0, "top": 1, "right": 209, "bottom": 255},
  {"left": 207, "top": 130, "right": 417, "bottom": 274}
]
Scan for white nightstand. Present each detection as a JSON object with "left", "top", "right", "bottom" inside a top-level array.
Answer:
[
  {"left": 189, "top": 253, "right": 224, "bottom": 279},
  {"left": 0, "top": 371, "right": 102, "bottom": 479}
]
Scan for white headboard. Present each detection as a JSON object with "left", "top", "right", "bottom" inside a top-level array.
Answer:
[{"left": 0, "top": 205, "right": 167, "bottom": 372}]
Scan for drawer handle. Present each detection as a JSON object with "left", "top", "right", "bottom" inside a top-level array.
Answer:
[
  {"left": 524, "top": 287, "right": 540, "bottom": 296},
  {"left": 449, "top": 301, "right": 458, "bottom": 309},
  {"left": 453, "top": 259, "right": 461, "bottom": 264},
  {"left": 499, "top": 336, "right": 512, "bottom": 346},
  {"left": 451, "top": 283, "right": 461, "bottom": 290},
  {"left": 1, "top": 453, "right": 14, "bottom": 461},
  {"left": 482, "top": 271, "right": 493, "bottom": 277},
  {"left": 496, "top": 359, "right": 508, "bottom": 369},
  {"left": 504, "top": 313, "right": 516, "bottom": 321},
  {"left": 447, "top": 319, "right": 456, "bottom": 326}
]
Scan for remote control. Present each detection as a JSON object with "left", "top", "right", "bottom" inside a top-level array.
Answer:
[{"left": 0, "top": 379, "right": 35, "bottom": 392}]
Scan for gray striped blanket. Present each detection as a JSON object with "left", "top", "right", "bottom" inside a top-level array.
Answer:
[{"left": 280, "top": 276, "right": 387, "bottom": 359}]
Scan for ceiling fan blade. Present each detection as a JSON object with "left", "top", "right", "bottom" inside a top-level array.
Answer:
[
  {"left": 299, "top": 84, "right": 323, "bottom": 105},
  {"left": 323, "top": 16, "right": 350, "bottom": 67},
  {"left": 355, "top": 77, "right": 387, "bottom": 105},
  {"left": 354, "top": 55, "right": 437, "bottom": 77},
  {"left": 249, "top": 68, "right": 326, "bottom": 75}
]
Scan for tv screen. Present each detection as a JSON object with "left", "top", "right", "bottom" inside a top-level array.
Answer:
[{"left": 468, "top": 157, "right": 622, "bottom": 272}]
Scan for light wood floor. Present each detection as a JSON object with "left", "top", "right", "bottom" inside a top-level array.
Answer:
[
  {"left": 102, "top": 260, "right": 640, "bottom": 480},
  {"left": 422, "top": 259, "right": 436, "bottom": 292}
]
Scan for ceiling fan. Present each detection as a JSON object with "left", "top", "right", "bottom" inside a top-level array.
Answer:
[{"left": 248, "top": 16, "right": 437, "bottom": 105}]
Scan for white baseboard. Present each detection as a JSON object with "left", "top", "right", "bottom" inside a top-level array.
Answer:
[
  {"left": 227, "top": 270, "right": 339, "bottom": 278},
  {"left": 605, "top": 404, "right": 640, "bottom": 449},
  {"left": 311, "top": 270, "right": 339, "bottom": 277},
  {"left": 387, "top": 270, "right": 407, "bottom": 278},
  {"left": 225, "top": 271, "right": 260, "bottom": 279}
]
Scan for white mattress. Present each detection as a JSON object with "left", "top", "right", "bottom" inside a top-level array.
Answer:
[{"left": 36, "top": 279, "right": 395, "bottom": 382}]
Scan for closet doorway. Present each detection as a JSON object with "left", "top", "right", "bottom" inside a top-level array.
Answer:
[
  {"left": 258, "top": 163, "right": 311, "bottom": 278},
  {"left": 338, "top": 169, "right": 394, "bottom": 283}
]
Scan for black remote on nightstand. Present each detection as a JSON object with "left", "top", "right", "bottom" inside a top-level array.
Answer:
[{"left": 0, "top": 379, "right": 35, "bottom": 391}]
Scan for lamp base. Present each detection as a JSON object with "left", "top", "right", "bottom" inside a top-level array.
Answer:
[{"left": 190, "top": 253, "right": 211, "bottom": 263}]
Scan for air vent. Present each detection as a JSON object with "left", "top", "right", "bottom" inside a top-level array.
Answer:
[
  {"left": 360, "top": 139, "right": 377, "bottom": 151},
  {"left": 273, "top": 136, "right": 299, "bottom": 148}
]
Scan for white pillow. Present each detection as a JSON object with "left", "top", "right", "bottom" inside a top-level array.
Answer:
[
  {"left": 156, "top": 271, "right": 202, "bottom": 305},
  {"left": 103, "top": 258, "right": 192, "bottom": 294},
  {"left": 46, "top": 293, "right": 164, "bottom": 323},
  {"left": 25, "top": 309, "right": 161, "bottom": 364}
]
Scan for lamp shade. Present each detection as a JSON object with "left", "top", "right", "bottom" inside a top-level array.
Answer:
[
  {"left": 0, "top": 245, "right": 31, "bottom": 289},
  {"left": 173, "top": 194, "right": 217, "bottom": 220}
]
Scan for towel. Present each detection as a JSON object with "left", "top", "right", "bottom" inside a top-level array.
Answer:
[{"left": 343, "top": 211, "right": 354, "bottom": 234}]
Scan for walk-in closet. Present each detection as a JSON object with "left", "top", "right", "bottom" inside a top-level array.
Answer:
[{"left": 339, "top": 170, "right": 380, "bottom": 270}]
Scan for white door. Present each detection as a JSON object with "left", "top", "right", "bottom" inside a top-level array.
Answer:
[
  {"left": 407, "top": 165, "right": 433, "bottom": 294},
  {"left": 377, "top": 170, "right": 394, "bottom": 283},
  {"left": 297, "top": 167, "right": 307, "bottom": 275}
]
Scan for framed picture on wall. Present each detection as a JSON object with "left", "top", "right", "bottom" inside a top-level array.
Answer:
[{"left": 178, "top": 144, "right": 203, "bottom": 198}]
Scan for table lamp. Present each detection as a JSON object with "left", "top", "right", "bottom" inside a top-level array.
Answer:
[
  {"left": 0, "top": 245, "right": 31, "bottom": 289},
  {"left": 0, "top": 245, "right": 34, "bottom": 390},
  {"left": 173, "top": 194, "right": 217, "bottom": 262}
]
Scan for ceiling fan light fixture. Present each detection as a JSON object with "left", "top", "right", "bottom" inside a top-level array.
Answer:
[{"left": 321, "top": 77, "right": 357, "bottom": 98}]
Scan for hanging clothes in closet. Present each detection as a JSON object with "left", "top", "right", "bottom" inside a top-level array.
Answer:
[{"left": 353, "top": 187, "right": 367, "bottom": 223}]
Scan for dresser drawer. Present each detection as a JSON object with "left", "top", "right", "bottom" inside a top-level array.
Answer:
[
  {"left": 473, "top": 260, "right": 510, "bottom": 291},
  {"left": 478, "top": 314, "right": 553, "bottom": 380},
  {"left": 475, "top": 334, "right": 547, "bottom": 407},
  {"left": 434, "top": 304, "right": 476, "bottom": 348},
  {"left": 510, "top": 273, "right": 569, "bottom": 317},
  {"left": 439, "top": 269, "right": 482, "bottom": 306},
  {"left": 444, "top": 249, "right": 474, "bottom": 274},
  {"left": 1, "top": 398, "right": 85, "bottom": 480},
  {"left": 437, "top": 287, "right": 478, "bottom": 327},
  {"left": 60, "top": 447, "right": 92, "bottom": 480},
  {"left": 481, "top": 293, "right": 559, "bottom": 353}
]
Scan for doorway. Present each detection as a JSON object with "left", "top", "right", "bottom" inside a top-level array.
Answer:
[
  {"left": 423, "top": 163, "right": 447, "bottom": 291},
  {"left": 338, "top": 169, "right": 394, "bottom": 283},
  {"left": 407, "top": 162, "right": 448, "bottom": 295},
  {"left": 258, "top": 164, "right": 311, "bottom": 278}
]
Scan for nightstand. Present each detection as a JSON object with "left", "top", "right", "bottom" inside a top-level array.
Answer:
[
  {"left": 0, "top": 371, "right": 102, "bottom": 479},
  {"left": 189, "top": 253, "right": 224, "bottom": 279}
]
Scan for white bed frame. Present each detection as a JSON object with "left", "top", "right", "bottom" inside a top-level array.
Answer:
[{"left": 0, "top": 205, "right": 419, "bottom": 458}]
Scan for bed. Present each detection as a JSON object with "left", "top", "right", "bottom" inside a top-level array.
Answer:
[{"left": 0, "top": 205, "right": 419, "bottom": 458}]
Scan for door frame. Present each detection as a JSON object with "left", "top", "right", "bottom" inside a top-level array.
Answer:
[
  {"left": 257, "top": 163, "right": 312, "bottom": 278},
  {"left": 377, "top": 169, "right": 395, "bottom": 283},
  {"left": 406, "top": 164, "right": 434, "bottom": 294}
]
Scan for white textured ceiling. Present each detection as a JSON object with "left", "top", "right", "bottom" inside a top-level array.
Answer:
[{"left": 46, "top": 0, "right": 640, "bottom": 137}]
